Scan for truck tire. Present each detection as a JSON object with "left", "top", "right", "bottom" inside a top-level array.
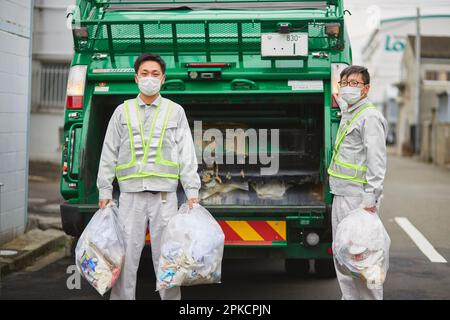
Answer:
[
  {"left": 284, "top": 259, "right": 310, "bottom": 277},
  {"left": 315, "top": 259, "right": 336, "bottom": 278}
]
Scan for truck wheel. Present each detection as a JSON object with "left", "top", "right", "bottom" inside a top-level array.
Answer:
[
  {"left": 284, "top": 259, "right": 310, "bottom": 277},
  {"left": 315, "top": 259, "right": 336, "bottom": 278}
]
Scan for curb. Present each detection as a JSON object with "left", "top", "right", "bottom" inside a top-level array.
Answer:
[
  {"left": 28, "top": 202, "right": 60, "bottom": 216},
  {"left": 0, "top": 229, "right": 72, "bottom": 278},
  {"left": 27, "top": 213, "right": 63, "bottom": 231}
]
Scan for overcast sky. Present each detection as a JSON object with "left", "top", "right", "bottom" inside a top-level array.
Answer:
[{"left": 343, "top": 0, "right": 450, "bottom": 63}]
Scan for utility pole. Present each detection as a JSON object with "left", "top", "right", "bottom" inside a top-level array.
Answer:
[{"left": 414, "top": 7, "right": 421, "bottom": 154}]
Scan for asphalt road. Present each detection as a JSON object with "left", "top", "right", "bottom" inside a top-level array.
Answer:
[{"left": 1, "top": 153, "right": 449, "bottom": 300}]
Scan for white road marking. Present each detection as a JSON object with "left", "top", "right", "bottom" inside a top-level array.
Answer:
[{"left": 395, "top": 217, "right": 447, "bottom": 263}]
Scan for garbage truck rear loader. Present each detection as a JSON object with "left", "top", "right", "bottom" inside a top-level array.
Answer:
[{"left": 60, "top": 0, "right": 351, "bottom": 277}]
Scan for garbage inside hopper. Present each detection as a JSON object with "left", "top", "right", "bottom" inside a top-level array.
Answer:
[
  {"left": 250, "top": 180, "right": 292, "bottom": 200},
  {"left": 200, "top": 180, "right": 249, "bottom": 200}
]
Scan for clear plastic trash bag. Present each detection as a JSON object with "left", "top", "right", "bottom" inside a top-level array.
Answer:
[
  {"left": 156, "top": 203, "right": 225, "bottom": 291},
  {"left": 333, "top": 207, "right": 391, "bottom": 290},
  {"left": 75, "top": 202, "right": 125, "bottom": 295}
]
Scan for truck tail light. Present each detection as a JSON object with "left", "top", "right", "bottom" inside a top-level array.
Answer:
[
  {"left": 62, "top": 161, "right": 68, "bottom": 176},
  {"left": 325, "top": 23, "right": 340, "bottom": 38},
  {"left": 73, "top": 27, "right": 89, "bottom": 40},
  {"left": 331, "top": 63, "right": 348, "bottom": 109},
  {"left": 66, "top": 65, "right": 87, "bottom": 109}
]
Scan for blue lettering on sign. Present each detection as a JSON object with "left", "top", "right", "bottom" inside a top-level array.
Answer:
[{"left": 385, "top": 35, "right": 405, "bottom": 52}]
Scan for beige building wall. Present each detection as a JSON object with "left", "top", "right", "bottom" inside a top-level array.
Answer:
[
  {"left": 435, "top": 124, "right": 450, "bottom": 166},
  {"left": 397, "top": 44, "right": 416, "bottom": 156},
  {"left": 397, "top": 42, "right": 450, "bottom": 158}
]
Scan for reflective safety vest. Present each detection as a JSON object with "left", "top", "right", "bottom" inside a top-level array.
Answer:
[
  {"left": 115, "top": 98, "right": 180, "bottom": 182},
  {"left": 327, "top": 104, "right": 376, "bottom": 184}
]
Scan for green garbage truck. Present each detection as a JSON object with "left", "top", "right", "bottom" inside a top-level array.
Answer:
[{"left": 60, "top": 0, "right": 351, "bottom": 277}]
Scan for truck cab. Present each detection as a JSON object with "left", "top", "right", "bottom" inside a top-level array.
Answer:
[{"left": 60, "top": 0, "right": 351, "bottom": 277}]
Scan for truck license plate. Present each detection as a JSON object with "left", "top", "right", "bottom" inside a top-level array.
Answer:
[{"left": 261, "top": 32, "right": 308, "bottom": 57}]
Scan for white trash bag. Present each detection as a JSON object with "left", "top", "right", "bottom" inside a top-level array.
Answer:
[
  {"left": 75, "top": 202, "right": 125, "bottom": 295},
  {"left": 333, "top": 207, "right": 391, "bottom": 290},
  {"left": 156, "top": 203, "right": 225, "bottom": 291}
]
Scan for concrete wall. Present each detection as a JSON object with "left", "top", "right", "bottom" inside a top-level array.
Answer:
[
  {"left": 422, "top": 122, "right": 450, "bottom": 166},
  {"left": 33, "top": 0, "right": 74, "bottom": 62},
  {"left": 29, "top": 113, "right": 63, "bottom": 163},
  {"left": 396, "top": 43, "right": 416, "bottom": 156},
  {"left": 420, "top": 121, "right": 433, "bottom": 162},
  {"left": 30, "top": 0, "right": 74, "bottom": 164},
  {"left": 0, "top": 0, "right": 33, "bottom": 245},
  {"left": 435, "top": 124, "right": 450, "bottom": 167}
]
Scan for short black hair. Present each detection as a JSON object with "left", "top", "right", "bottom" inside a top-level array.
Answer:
[
  {"left": 134, "top": 53, "right": 166, "bottom": 74},
  {"left": 340, "top": 65, "right": 370, "bottom": 85}
]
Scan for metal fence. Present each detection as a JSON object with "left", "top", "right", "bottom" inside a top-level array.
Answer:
[{"left": 32, "top": 63, "right": 70, "bottom": 111}]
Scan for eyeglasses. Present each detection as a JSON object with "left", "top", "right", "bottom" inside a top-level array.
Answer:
[{"left": 338, "top": 80, "right": 367, "bottom": 87}]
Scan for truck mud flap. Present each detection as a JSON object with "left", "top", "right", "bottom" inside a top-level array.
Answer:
[{"left": 60, "top": 203, "right": 85, "bottom": 237}]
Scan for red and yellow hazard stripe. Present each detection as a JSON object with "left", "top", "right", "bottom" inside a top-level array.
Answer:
[
  {"left": 218, "top": 220, "right": 286, "bottom": 245},
  {"left": 145, "top": 220, "right": 286, "bottom": 246}
]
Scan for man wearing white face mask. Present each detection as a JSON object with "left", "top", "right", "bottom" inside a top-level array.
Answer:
[
  {"left": 328, "top": 66, "right": 388, "bottom": 300},
  {"left": 97, "top": 53, "right": 201, "bottom": 300}
]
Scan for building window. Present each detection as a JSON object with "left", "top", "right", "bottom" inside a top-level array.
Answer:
[
  {"left": 32, "top": 62, "right": 70, "bottom": 111},
  {"left": 425, "top": 70, "right": 438, "bottom": 81}
]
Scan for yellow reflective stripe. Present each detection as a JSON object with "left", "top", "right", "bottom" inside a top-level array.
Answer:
[
  {"left": 117, "top": 172, "right": 179, "bottom": 182},
  {"left": 334, "top": 158, "right": 367, "bottom": 172},
  {"left": 327, "top": 168, "right": 368, "bottom": 184},
  {"left": 155, "top": 101, "right": 180, "bottom": 168},
  {"left": 157, "top": 159, "right": 180, "bottom": 167},
  {"left": 115, "top": 98, "right": 181, "bottom": 180},
  {"left": 135, "top": 99, "right": 145, "bottom": 148},
  {"left": 334, "top": 105, "right": 376, "bottom": 156},
  {"left": 116, "top": 101, "right": 136, "bottom": 171},
  {"left": 330, "top": 104, "right": 376, "bottom": 177},
  {"left": 142, "top": 99, "right": 162, "bottom": 164},
  {"left": 157, "top": 101, "right": 172, "bottom": 151}
]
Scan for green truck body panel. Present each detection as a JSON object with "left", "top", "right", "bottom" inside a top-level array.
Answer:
[{"left": 60, "top": 0, "right": 351, "bottom": 261}]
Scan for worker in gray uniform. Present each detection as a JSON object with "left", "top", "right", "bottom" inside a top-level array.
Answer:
[
  {"left": 97, "top": 53, "right": 201, "bottom": 300},
  {"left": 328, "top": 65, "right": 388, "bottom": 300}
]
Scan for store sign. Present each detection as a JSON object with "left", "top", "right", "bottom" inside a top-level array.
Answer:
[{"left": 385, "top": 35, "right": 406, "bottom": 52}]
